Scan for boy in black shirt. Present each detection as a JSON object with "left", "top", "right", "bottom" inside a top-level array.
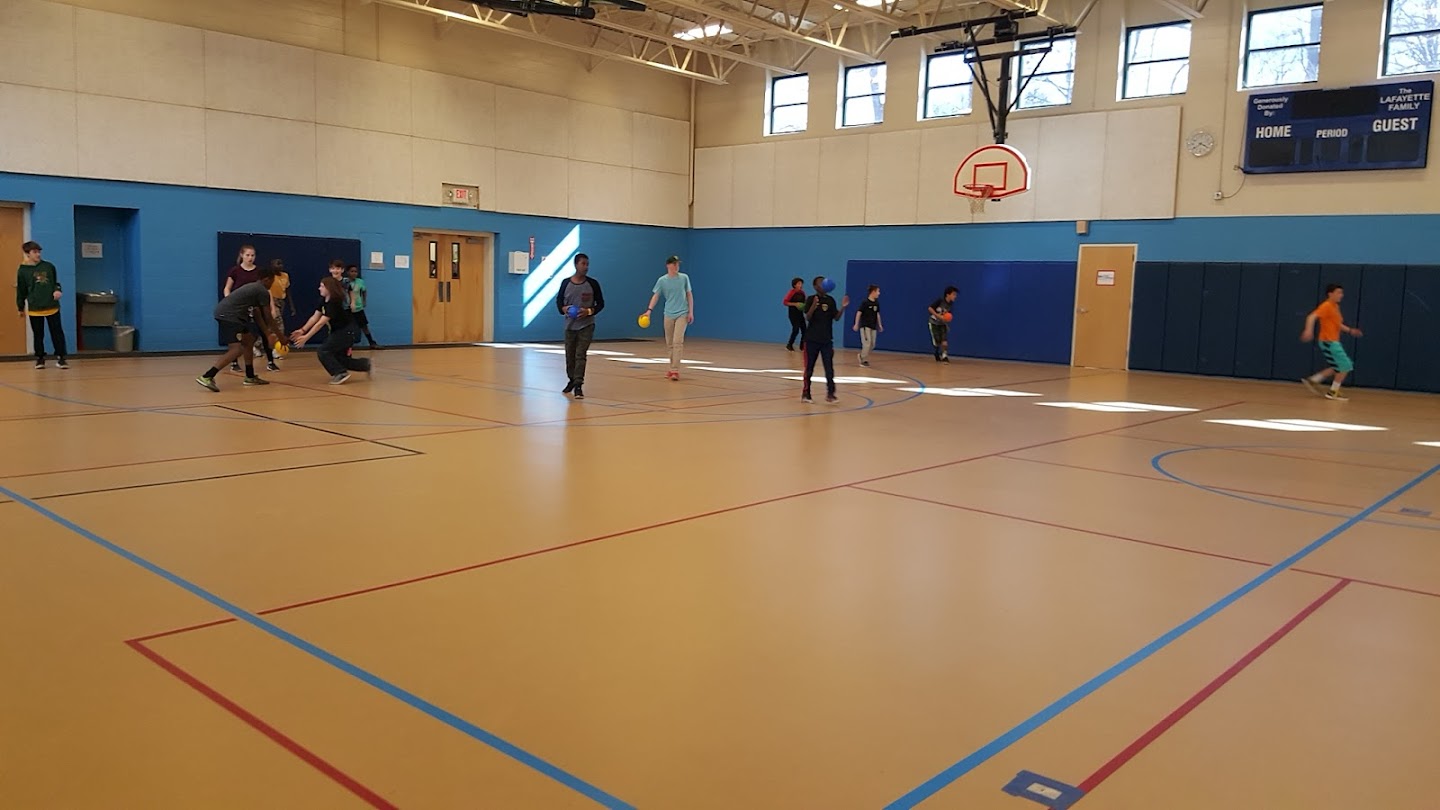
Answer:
[
  {"left": 853, "top": 284, "right": 882, "bottom": 366},
  {"left": 927, "top": 286, "right": 958, "bottom": 362},
  {"left": 801, "top": 275, "right": 849, "bottom": 404}
]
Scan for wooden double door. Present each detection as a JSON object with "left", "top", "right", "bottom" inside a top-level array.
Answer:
[
  {"left": 1, "top": 206, "right": 29, "bottom": 356},
  {"left": 412, "top": 231, "right": 489, "bottom": 344}
]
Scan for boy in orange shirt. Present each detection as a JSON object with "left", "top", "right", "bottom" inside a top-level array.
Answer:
[{"left": 1300, "top": 283, "right": 1362, "bottom": 401}]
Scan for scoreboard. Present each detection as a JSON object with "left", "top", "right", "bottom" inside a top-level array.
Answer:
[{"left": 1242, "top": 80, "right": 1433, "bottom": 174}]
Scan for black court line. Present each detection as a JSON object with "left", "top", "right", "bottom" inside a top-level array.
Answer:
[
  {"left": 213, "top": 404, "right": 424, "bottom": 455},
  {"left": 33, "top": 451, "right": 415, "bottom": 501}
]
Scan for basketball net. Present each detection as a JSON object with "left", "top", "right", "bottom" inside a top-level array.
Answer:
[{"left": 965, "top": 184, "right": 995, "bottom": 214}]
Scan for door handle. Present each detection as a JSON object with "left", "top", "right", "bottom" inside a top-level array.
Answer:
[
  {"left": 446, "top": 282, "right": 452, "bottom": 302},
  {"left": 437, "top": 281, "right": 443, "bottom": 303}
]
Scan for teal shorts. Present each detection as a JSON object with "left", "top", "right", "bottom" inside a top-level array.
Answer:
[{"left": 1319, "top": 340, "right": 1353, "bottom": 373}]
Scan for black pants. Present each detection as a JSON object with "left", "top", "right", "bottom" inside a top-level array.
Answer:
[
  {"left": 318, "top": 324, "right": 370, "bottom": 376},
  {"left": 565, "top": 323, "right": 595, "bottom": 384},
  {"left": 803, "top": 340, "right": 835, "bottom": 397},
  {"left": 29, "top": 312, "right": 67, "bottom": 361},
  {"left": 786, "top": 308, "right": 805, "bottom": 348}
]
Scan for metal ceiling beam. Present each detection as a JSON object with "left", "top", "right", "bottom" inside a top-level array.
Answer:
[
  {"left": 370, "top": 0, "right": 729, "bottom": 83},
  {"left": 585, "top": 14, "right": 798, "bottom": 72},
  {"left": 1150, "top": 0, "right": 1202, "bottom": 19},
  {"left": 653, "top": 0, "right": 878, "bottom": 60}
]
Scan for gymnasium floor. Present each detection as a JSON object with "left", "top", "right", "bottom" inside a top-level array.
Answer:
[{"left": 2, "top": 339, "right": 1438, "bottom": 810}]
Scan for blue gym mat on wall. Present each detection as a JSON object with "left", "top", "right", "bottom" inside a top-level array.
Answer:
[
  {"left": 842, "top": 260, "right": 1076, "bottom": 364},
  {"left": 1130, "top": 262, "right": 1440, "bottom": 393}
]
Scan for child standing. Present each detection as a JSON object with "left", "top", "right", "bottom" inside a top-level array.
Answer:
[
  {"left": 642, "top": 255, "right": 693, "bottom": 380},
  {"left": 927, "top": 286, "right": 958, "bottom": 363},
  {"left": 853, "top": 284, "right": 882, "bottom": 366},
  {"left": 15, "top": 241, "right": 68, "bottom": 369},
  {"left": 346, "top": 265, "right": 380, "bottom": 348},
  {"left": 783, "top": 277, "right": 806, "bottom": 351},
  {"left": 801, "top": 276, "right": 849, "bottom": 404},
  {"left": 1300, "top": 283, "right": 1363, "bottom": 401},
  {"left": 224, "top": 245, "right": 279, "bottom": 373}
]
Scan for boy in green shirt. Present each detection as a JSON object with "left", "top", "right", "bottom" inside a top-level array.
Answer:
[{"left": 15, "top": 241, "right": 68, "bottom": 369}]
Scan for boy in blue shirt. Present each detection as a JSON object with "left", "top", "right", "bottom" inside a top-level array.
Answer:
[{"left": 642, "top": 255, "right": 693, "bottom": 380}]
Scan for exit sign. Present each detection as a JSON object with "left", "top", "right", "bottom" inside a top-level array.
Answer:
[{"left": 442, "top": 183, "right": 480, "bottom": 209}]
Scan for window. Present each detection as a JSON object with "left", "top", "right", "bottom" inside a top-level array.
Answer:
[
  {"left": 1384, "top": 0, "right": 1440, "bottom": 76},
  {"left": 841, "top": 62, "right": 887, "bottom": 127},
  {"left": 1243, "top": 4, "right": 1323, "bottom": 88},
  {"left": 922, "top": 51, "right": 974, "bottom": 119},
  {"left": 768, "top": 74, "right": 809, "bottom": 135},
  {"left": 1122, "top": 22, "right": 1191, "bottom": 99},
  {"left": 1015, "top": 36, "right": 1076, "bottom": 109}
]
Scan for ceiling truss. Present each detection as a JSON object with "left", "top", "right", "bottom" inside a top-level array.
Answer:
[{"left": 368, "top": 0, "right": 1175, "bottom": 85}]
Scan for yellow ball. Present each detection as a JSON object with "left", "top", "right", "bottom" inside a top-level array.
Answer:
[{"left": 638, "top": 314, "right": 651, "bottom": 329}]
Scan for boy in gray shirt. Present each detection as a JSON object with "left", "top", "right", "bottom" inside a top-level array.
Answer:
[
  {"left": 197, "top": 276, "right": 283, "bottom": 391},
  {"left": 554, "top": 253, "right": 605, "bottom": 399}
]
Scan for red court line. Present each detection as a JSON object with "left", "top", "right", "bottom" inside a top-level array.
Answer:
[
  {"left": 1075, "top": 578, "right": 1351, "bottom": 799},
  {"left": 850, "top": 484, "right": 1440, "bottom": 601},
  {"left": 998, "top": 455, "right": 1440, "bottom": 523},
  {"left": 133, "top": 401, "right": 1243, "bottom": 641},
  {"left": 848, "top": 485, "right": 1277, "bottom": 568},
  {"left": 125, "top": 639, "right": 397, "bottom": 809}
]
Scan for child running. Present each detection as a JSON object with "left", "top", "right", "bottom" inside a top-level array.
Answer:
[
  {"left": 197, "top": 269, "right": 282, "bottom": 391},
  {"left": 853, "top": 284, "right": 882, "bottom": 366},
  {"left": 783, "top": 277, "right": 806, "bottom": 351},
  {"left": 1300, "top": 283, "right": 1363, "bottom": 401},
  {"left": 801, "top": 276, "right": 849, "bottom": 404},
  {"left": 927, "top": 286, "right": 958, "bottom": 363}
]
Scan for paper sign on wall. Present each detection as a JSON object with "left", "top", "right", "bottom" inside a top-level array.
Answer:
[
  {"left": 395, "top": 255, "right": 410, "bottom": 269},
  {"left": 369, "top": 251, "right": 384, "bottom": 269},
  {"left": 81, "top": 242, "right": 103, "bottom": 259},
  {"left": 1096, "top": 270, "right": 1116, "bottom": 286}
]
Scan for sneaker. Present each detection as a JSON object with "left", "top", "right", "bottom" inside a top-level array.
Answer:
[
  {"left": 1301, "top": 378, "right": 1324, "bottom": 397},
  {"left": 330, "top": 372, "right": 351, "bottom": 385},
  {"left": 826, "top": 394, "right": 838, "bottom": 404},
  {"left": 266, "top": 362, "right": 280, "bottom": 373},
  {"left": 34, "top": 360, "right": 44, "bottom": 369},
  {"left": 801, "top": 393, "right": 813, "bottom": 403},
  {"left": 56, "top": 358, "right": 69, "bottom": 369},
  {"left": 1325, "top": 390, "right": 1348, "bottom": 401},
  {"left": 940, "top": 355, "right": 950, "bottom": 363},
  {"left": 196, "top": 376, "right": 219, "bottom": 392},
  {"left": 667, "top": 371, "right": 679, "bottom": 380},
  {"left": 230, "top": 361, "right": 241, "bottom": 372},
  {"left": 563, "top": 381, "right": 576, "bottom": 394},
  {"left": 573, "top": 386, "right": 585, "bottom": 400},
  {"left": 860, "top": 360, "right": 870, "bottom": 367},
  {"left": 242, "top": 376, "right": 270, "bottom": 386},
  {"left": 785, "top": 344, "right": 794, "bottom": 351}
]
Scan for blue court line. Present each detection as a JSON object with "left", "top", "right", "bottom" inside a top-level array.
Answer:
[
  {"left": 0, "top": 483, "right": 635, "bottom": 810},
  {"left": 1153, "top": 445, "right": 1440, "bottom": 534},
  {"left": 883, "top": 451, "right": 1440, "bottom": 810}
]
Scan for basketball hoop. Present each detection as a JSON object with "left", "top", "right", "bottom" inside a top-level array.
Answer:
[{"left": 964, "top": 183, "right": 995, "bottom": 214}]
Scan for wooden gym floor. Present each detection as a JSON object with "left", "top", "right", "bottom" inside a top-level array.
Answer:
[{"left": 2, "top": 339, "right": 1438, "bottom": 810}]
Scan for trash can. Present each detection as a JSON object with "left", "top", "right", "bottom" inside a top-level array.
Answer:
[
  {"left": 113, "top": 325, "right": 136, "bottom": 353},
  {"left": 80, "top": 292, "right": 118, "bottom": 326}
]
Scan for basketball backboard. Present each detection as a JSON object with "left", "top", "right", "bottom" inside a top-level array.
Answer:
[{"left": 954, "top": 144, "right": 1031, "bottom": 200}]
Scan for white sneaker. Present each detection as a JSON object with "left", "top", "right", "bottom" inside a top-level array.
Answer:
[{"left": 330, "top": 372, "right": 351, "bottom": 385}]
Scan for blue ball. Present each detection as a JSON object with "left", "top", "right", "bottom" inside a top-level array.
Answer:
[
  {"left": 821, "top": 278, "right": 836, "bottom": 293},
  {"left": 567, "top": 305, "right": 580, "bottom": 318}
]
